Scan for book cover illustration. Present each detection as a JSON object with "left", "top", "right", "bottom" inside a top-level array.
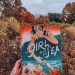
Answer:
[{"left": 20, "top": 25, "right": 62, "bottom": 75}]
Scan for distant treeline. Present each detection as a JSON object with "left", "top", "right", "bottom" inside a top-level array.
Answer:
[{"left": 0, "top": 0, "right": 75, "bottom": 24}]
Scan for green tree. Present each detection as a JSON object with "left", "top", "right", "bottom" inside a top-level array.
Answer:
[{"left": 47, "top": 13, "right": 61, "bottom": 22}]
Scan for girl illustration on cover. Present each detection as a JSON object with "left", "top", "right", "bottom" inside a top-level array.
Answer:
[
  {"left": 23, "top": 26, "right": 60, "bottom": 75},
  {"left": 27, "top": 25, "right": 58, "bottom": 62}
]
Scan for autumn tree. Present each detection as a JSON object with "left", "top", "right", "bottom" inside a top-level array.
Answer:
[
  {"left": 61, "top": 2, "right": 75, "bottom": 23},
  {"left": 0, "top": 0, "right": 22, "bottom": 18},
  {"left": 18, "top": 7, "right": 35, "bottom": 23},
  {"left": 35, "top": 15, "right": 50, "bottom": 24},
  {"left": 0, "top": 0, "right": 35, "bottom": 23}
]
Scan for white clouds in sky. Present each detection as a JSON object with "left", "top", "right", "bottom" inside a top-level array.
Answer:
[
  {"left": 22, "top": 0, "right": 43, "bottom": 6},
  {"left": 21, "top": 0, "right": 75, "bottom": 15}
]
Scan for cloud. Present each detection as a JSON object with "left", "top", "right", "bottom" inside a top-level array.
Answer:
[
  {"left": 22, "top": 0, "right": 43, "bottom": 6},
  {"left": 22, "top": 0, "right": 75, "bottom": 15},
  {"left": 33, "top": 0, "right": 43, "bottom": 4}
]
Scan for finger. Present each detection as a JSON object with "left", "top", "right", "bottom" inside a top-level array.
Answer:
[
  {"left": 14, "top": 59, "right": 21, "bottom": 69},
  {"left": 19, "top": 67, "right": 22, "bottom": 73}
]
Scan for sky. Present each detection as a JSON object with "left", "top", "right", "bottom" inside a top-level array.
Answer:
[{"left": 21, "top": 0, "right": 75, "bottom": 15}]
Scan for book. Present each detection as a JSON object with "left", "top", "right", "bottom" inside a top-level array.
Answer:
[{"left": 20, "top": 25, "right": 62, "bottom": 75}]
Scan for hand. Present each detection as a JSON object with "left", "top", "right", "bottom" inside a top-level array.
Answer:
[
  {"left": 46, "top": 62, "right": 50, "bottom": 68},
  {"left": 43, "top": 61, "right": 50, "bottom": 67},
  {"left": 10, "top": 59, "right": 21, "bottom": 75},
  {"left": 33, "top": 34, "right": 39, "bottom": 40},
  {"left": 39, "top": 35, "right": 45, "bottom": 38}
]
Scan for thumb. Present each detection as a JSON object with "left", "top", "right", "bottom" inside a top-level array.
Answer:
[{"left": 14, "top": 59, "right": 21, "bottom": 70}]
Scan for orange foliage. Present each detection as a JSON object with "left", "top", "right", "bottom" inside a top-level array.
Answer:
[
  {"left": 61, "top": 2, "right": 75, "bottom": 23},
  {"left": 35, "top": 16, "right": 50, "bottom": 24},
  {"left": 15, "top": 7, "right": 35, "bottom": 23}
]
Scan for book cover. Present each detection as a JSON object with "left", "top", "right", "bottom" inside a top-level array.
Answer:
[{"left": 20, "top": 25, "right": 62, "bottom": 75}]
